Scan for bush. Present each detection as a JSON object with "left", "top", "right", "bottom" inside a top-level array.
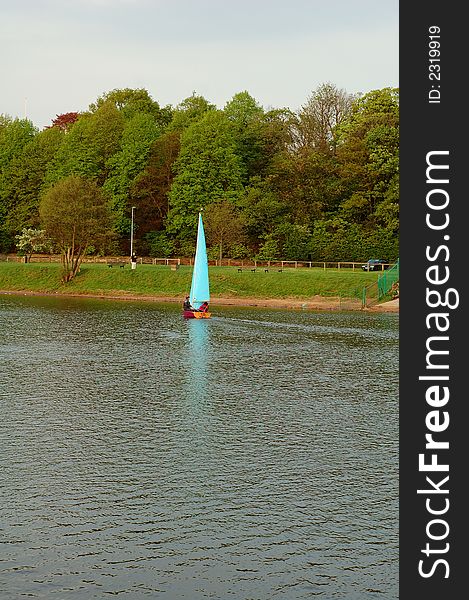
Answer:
[
  {"left": 144, "top": 231, "right": 175, "bottom": 257},
  {"left": 227, "top": 243, "right": 251, "bottom": 259},
  {"left": 256, "top": 235, "right": 279, "bottom": 261},
  {"left": 276, "top": 223, "right": 311, "bottom": 260},
  {"left": 15, "top": 228, "right": 52, "bottom": 259},
  {"left": 309, "top": 219, "right": 398, "bottom": 262},
  {"left": 0, "top": 227, "right": 13, "bottom": 253}
]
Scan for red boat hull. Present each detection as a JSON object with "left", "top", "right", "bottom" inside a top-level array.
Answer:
[{"left": 183, "top": 310, "right": 211, "bottom": 319}]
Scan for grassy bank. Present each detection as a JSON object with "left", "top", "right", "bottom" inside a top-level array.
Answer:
[{"left": 0, "top": 262, "right": 381, "bottom": 301}]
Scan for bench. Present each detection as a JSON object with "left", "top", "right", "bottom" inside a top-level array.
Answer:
[
  {"left": 107, "top": 262, "right": 125, "bottom": 268},
  {"left": 237, "top": 268, "right": 270, "bottom": 273}
]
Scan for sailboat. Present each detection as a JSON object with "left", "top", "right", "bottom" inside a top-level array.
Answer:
[{"left": 183, "top": 212, "right": 211, "bottom": 319}]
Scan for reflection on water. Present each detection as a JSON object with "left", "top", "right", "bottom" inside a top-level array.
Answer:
[
  {"left": 0, "top": 295, "right": 398, "bottom": 599},
  {"left": 187, "top": 319, "right": 210, "bottom": 405}
]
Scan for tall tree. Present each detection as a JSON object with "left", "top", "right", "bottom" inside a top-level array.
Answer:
[
  {"left": 223, "top": 94, "right": 298, "bottom": 182},
  {"left": 103, "top": 112, "right": 162, "bottom": 238},
  {"left": 0, "top": 116, "right": 37, "bottom": 172},
  {"left": 44, "top": 102, "right": 125, "bottom": 186},
  {"left": 335, "top": 87, "right": 399, "bottom": 225},
  {"left": 297, "top": 83, "right": 354, "bottom": 154},
  {"left": 224, "top": 91, "right": 264, "bottom": 125},
  {"left": 168, "top": 94, "right": 215, "bottom": 132},
  {"left": 1, "top": 126, "right": 64, "bottom": 238},
  {"left": 89, "top": 87, "right": 171, "bottom": 128},
  {"left": 0, "top": 116, "right": 39, "bottom": 250},
  {"left": 257, "top": 108, "right": 297, "bottom": 173},
  {"left": 203, "top": 201, "right": 244, "bottom": 261},
  {"left": 239, "top": 179, "right": 290, "bottom": 250},
  {"left": 166, "top": 110, "right": 244, "bottom": 241},
  {"left": 40, "top": 175, "right": 114, "bottom": 282},
  {"left": 223, "top": 91, "right": 264, "bottom": 182},
  {"left": 130, "top": 131, "right": 181, "bottom": 244},
  {"left": 268, "top": 149, "right": 343, "bottom": 224}
]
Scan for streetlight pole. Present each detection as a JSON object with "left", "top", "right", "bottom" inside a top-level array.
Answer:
[{"left": 130, "top": 206, "right": 136, "bottom": 269}]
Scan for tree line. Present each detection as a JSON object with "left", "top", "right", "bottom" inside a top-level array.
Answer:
[{"left": 0, "top": 84, "right": 399, "bottom": 268}]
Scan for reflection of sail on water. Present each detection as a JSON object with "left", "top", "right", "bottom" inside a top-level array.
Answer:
[{"left": 187, "top": 319, "right": 209, "bottom": 403}]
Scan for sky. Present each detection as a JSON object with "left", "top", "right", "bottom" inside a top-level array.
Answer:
[{"left": 1, "top": 0, "right": 399, "bottom": 130}]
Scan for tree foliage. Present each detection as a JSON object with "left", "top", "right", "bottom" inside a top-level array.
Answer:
[
  {"left": 1, "top": 84, "right": 399, "bottom": 263},
  {"left": 39, "top": 175, "right": 114, "bottom": 282},
  {"left": 297, "top": 83, "right": 355, "bottom": 154},
  {"left": 0, "top": 116, "right": 42, "bottom": 250},
  {"left": 166, "top": 110, "right": 244, "bottom": 240},
  {"left": 89, "top": 88, "right": 171, "bottom": 127},
  {"left": 203, "top": 201, "right": 244, "bottom": 261},
  {"left": 168, "top": 94, "right": 215, "bottom": 132},
  {"left": 44, "top": 102, "right": 125, "bottom": 185},
  {"left": 0, "top": 116, "right": 38, "bottom": 171},
  {"left": 1, "top": 126, "right": 64, "bottom": 239},
  {"left": 129, "top": 131, "right": 181, "bottom": 254},
  {"left": 103, "top": 112, "right": 161, "bottom": 237},
  {"left": 15, "top": 227, "right": 51, "bottom": 260},
  {"left": 48, "top": 112, "right": 79, "bottom": 132}
]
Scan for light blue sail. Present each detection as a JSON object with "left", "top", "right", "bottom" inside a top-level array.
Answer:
[{"left": 189, "top": 212, "right": 210, "bottom": 309}]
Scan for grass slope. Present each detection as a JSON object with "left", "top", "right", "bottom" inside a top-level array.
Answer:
[{"left": 0, "top": 262, "right": 381, "bottom": 300}]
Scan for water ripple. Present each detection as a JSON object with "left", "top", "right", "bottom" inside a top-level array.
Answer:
[{"left": 0, "top": 296, "right": 398, "bottom": 599}]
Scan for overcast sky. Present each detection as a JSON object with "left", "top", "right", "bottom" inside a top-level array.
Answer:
[{"left": 1, "top": 0, "right": 398, "bottom": 130}]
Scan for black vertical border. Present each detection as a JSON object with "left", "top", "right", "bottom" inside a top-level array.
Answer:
[{"left": 400, "top": 1, "right": 466, "bottom": 597}]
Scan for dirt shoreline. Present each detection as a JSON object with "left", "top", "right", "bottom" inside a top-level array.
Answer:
[{"left": 0, "top": 289, "right": 399, "bottom": 313}]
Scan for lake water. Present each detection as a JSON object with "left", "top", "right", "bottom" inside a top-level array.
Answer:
[{"left": 0, "top": 295, "right": 398, "bottom": 599}]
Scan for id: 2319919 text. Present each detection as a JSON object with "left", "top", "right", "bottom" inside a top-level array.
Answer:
[{"left": 428, "top": 25, "right": 441, "bottom": 104}]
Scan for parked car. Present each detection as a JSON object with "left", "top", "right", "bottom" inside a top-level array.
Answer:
[{"left": 361, "top": 259, "right": 389, "bottom": 271}]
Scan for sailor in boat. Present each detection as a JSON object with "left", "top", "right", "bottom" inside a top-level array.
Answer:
[
  {"left": 183, "top": 295, "right": 192, "bottom": 311},
  {"left": 198, "top": 301, "right": 209, "bottom": 313}
]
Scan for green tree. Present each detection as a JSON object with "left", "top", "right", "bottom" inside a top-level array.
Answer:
[
  {"left": 143, "top": 230, "right": 175, "bottom": 258},
  {"left": 256, "top": 234, "right": 279, "bottom": 261},
  {"left": 168, "top": 93, "right": 215, "bottom": 132},
  {"left": 40, "top": 175, "right": 114, "bottom": 282},
  {"left": 203, "top": 201, "right": 244, "bottom": 261},
  {"left": 166, "top": 110, "right": 244, "bottom": 240},
  {"left": 130, "top": 131, "right": 181, "bottom": 253},
  {"left": 268, "top": 149, "right": 343, "bottom": 225},
  {"left": 89, "top": 87, "right": 171, "bottom": 128},
  {"left": 0, "top": 116, "right": 37, "bottom": 172},
  {"left": 275, "top": 223, "right": 312, "bottom": 260},
  {"left": 223, "top": 91, "right": 264, "bottom": 182},
  {"left": 15, "top": 227, "right": 51, "bottom": 261},
  {"left": 1, "top": 126, "right": 64, "bottom": 239},
  {"left": 256, "top": 108, "right": 297, "bottom": 174},
  {"left": 224, "top": 91, "right": 264, "bottom": 125},
  {"left": 239, "top": 179, "right": 289, "bottom": 251},
  {"left": 223, "top": 94, "right": 297, "bottom": 182},
  {"left": 44, "top": 102, "right": 125, "bottom": 185},
  {"left": 0, "top": 116, "right": 40, "bottom": 250},
  {"left": 335, "top": 87, "right": 399, "bottom": 227},
  {"left": 103, "top": 113, "right": 162, "bottom": 238}
]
